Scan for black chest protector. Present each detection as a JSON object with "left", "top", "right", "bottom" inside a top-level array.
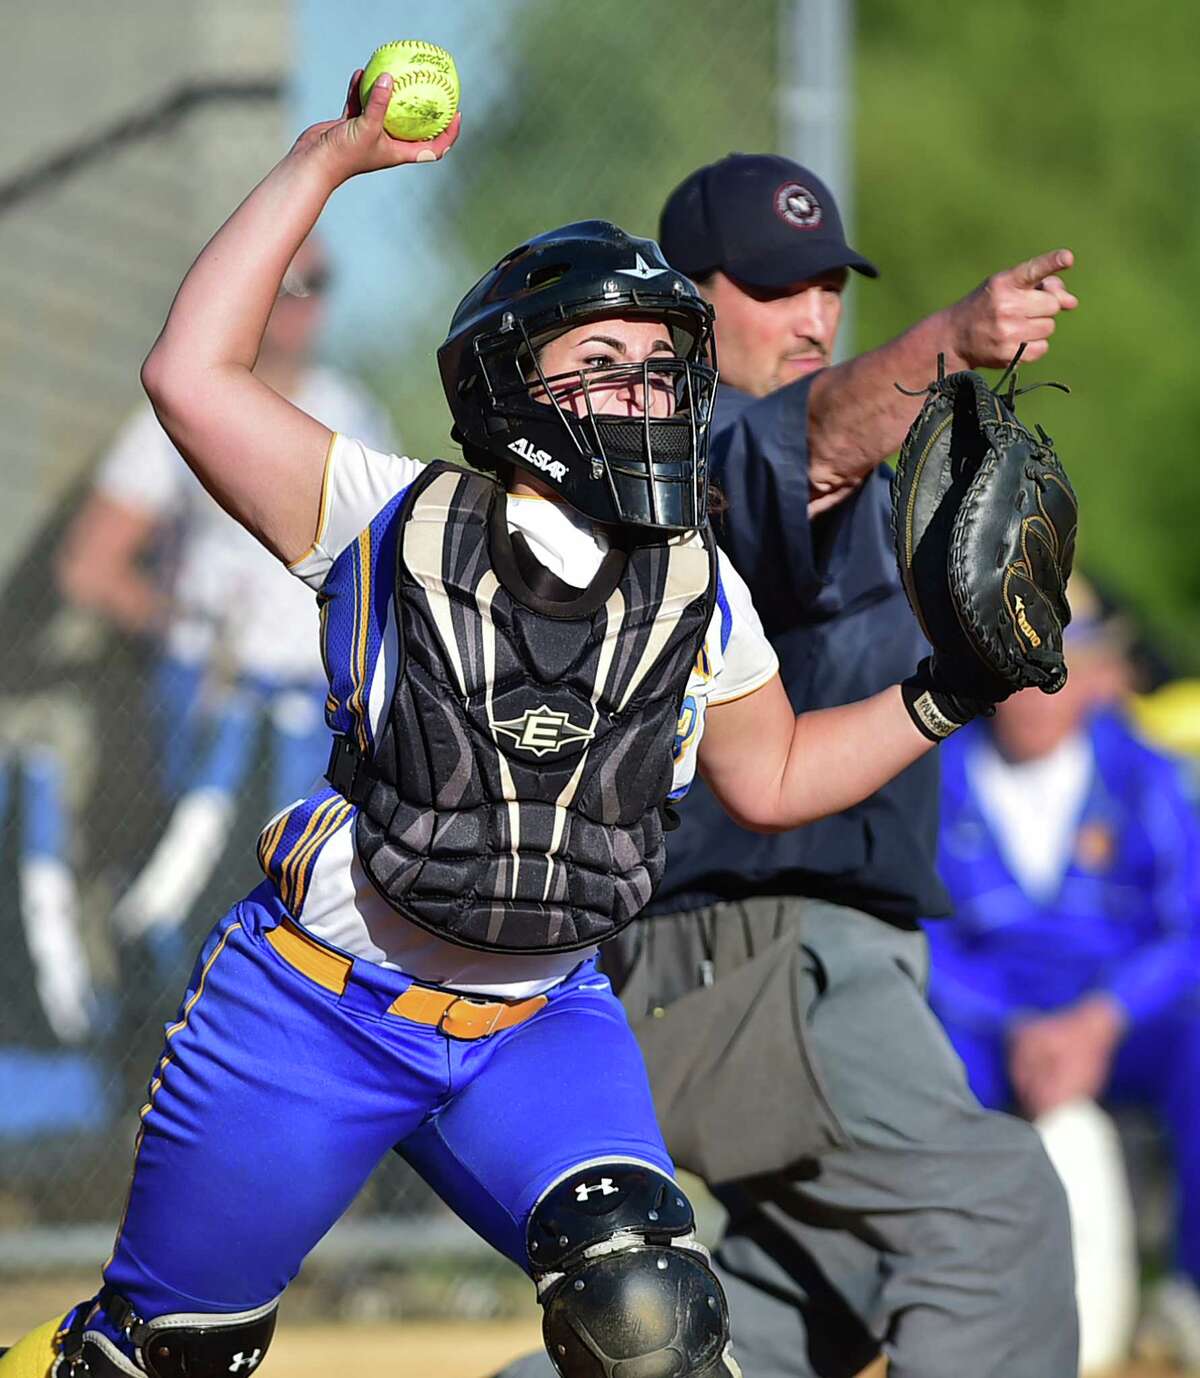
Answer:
[{"left": 327, "top": 463, "right": 716, "bottom": 954}]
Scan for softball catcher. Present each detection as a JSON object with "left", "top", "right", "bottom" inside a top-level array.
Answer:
[{"left": 0, "top": 72, "right": 1066, "bottom": 1378}]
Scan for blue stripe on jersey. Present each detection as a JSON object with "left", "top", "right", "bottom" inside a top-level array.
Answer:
[
  {"left": 319, "top": 490, "right": 406, "bottom": 751},
  {"left": 715, "top": 567, "right": 732, "bottom": 653},
  {"left": 257, "top": 786, "right": 350, "bottom": 914},
  {"left": 256, "top": 481, "right": 414, "bottom": 917}
]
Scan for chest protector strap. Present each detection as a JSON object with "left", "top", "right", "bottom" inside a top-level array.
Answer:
[{"left": 331, "top": 462, "right": 715, "bottom": 954}]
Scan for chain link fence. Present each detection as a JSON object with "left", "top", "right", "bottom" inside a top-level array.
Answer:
[{"left": 0, "top": 0, "right": 786, "bottom": 1312}]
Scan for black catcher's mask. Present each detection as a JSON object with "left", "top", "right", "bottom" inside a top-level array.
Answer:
[{"left": 438, "top": 220, "right": 718, "bottom": 533}]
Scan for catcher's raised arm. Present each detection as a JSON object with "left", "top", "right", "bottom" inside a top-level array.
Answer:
[{"left": 140, "top": 71, "right": 460, "bottom": 565}]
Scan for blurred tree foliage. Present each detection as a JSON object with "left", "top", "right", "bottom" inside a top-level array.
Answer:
[
  {"left": 370, "top": 0, "right": 1197, "bottom": 665},
  {"left": 443, "top": 3, "right": 778, "bottom": 267},
  {"left": 855, "top": 0, "right": 1200, "bottom": 665}
]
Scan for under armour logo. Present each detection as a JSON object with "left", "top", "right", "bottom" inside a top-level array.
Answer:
[
  {"left": 493, "top": 705, "right": 595, "bottom": 757},
  {"left": 575, "top": 1177, "right": 619, "bottom": 1202},
  {"left": 229, "top": 1352, "right": 262, "bottom": 1374},
  {"left": 615, "top": 253, "right": 669, "bottom": 281}
]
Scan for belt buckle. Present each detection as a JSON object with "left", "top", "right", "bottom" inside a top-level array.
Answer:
[{"left": 439, "top": 995, "right": 504, "bottom": 1040}]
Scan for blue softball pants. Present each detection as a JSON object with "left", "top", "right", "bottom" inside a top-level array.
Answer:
[{"left": 91, "top": 882, "right": 671, "bottom": 1342}]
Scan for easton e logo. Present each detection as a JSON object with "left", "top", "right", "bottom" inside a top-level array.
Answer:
[
  {"left": 1013, "top": 594, "right": 1042, "bottom": 647},
  {"left": 493, "top": 704, "right": 596, "bottom": 757}
]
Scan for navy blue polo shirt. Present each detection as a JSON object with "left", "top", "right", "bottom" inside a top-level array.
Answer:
[{"left": 652, "top": 378, "right": 951, "bottom": 926}]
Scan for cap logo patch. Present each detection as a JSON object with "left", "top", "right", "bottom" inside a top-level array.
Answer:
[{"left": 774, "top": 182, "right": 822, "bottom": 230}]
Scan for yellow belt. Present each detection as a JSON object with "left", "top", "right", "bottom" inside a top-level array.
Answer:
[{"left": 266, "top": 917, "right": 548, "bottom": 1040}]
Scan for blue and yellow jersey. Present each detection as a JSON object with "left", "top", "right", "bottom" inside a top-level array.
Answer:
[{"left": 254, "top": 435, "right": 778, "bottom": 995}]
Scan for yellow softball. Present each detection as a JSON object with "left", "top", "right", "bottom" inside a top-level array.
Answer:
[
  {"left": 360, "top": 40, "right": 459, "bottom": 141},
  {"left": 0, "top": 1315, "right": 69, "bottom": 1376}
]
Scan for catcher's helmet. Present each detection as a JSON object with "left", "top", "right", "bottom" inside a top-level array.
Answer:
[{"left": 438, "top": 220, "right": 718, "bottom": 532}]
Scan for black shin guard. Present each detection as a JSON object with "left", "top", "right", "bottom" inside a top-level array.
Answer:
[
  {"left": 527, "top": 1162, "right": 740, "bottom": 1377},
  {"left": 62, "top": 1293, "right": 278, "bottom": 1378}
]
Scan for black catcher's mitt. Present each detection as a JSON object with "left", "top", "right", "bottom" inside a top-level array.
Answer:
[{"left": 892, "top": 349, "right": 1077, "bottom": 700}]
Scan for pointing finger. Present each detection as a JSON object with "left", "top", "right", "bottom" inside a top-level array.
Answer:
[{"left": 1008, "top": 249, "right": 1074, "bottom": 289}]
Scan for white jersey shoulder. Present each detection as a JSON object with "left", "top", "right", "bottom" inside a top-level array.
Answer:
[{"left": 288, "top": 435, "right": 428, "bottom": 589}]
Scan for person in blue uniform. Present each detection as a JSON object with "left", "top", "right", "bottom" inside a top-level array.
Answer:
[
  {"left": 499, "top": 153, "right": 1082, "bottom": 1378},
  {"left": 928, "top": 597, "right": 1200, "bottom": 1345},
  {"left": 0, "top": 78, "right": 995, "bottom": 1378}
]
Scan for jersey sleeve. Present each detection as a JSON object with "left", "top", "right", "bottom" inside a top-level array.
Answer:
[
  {"left": 288, "top": 434, "right": 426, "bottom": 589},
  {"left": 707, "top": 549, "right": 779, "bottom": 705},
  {"left": 93, "top": 403, "right": 185, "bottom": 516}
]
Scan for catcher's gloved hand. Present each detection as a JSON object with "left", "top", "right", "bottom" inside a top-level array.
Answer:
[{"left": 892, "top": 348, "right": 1078, "bottom": 741}]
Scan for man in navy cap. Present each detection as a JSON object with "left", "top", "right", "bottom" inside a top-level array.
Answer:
[
  {"left": 638, "top": 156, "right": 1080, "bottom": 1378},
  {"left": 495, "top": 154, "right": 1081, "bottom": 1378}
]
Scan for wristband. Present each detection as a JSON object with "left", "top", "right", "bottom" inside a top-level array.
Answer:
[{"left": 901, "top": 658, "right": 994, "bottom": 742}]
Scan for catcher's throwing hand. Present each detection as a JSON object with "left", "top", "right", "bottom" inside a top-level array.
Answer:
[
  {"left": 291, "top": 69, "right": 462, "bottom": 177},
  {"left": 892, "top": 352, "right": 1078, "bottom": 741},
  {"left": 948, "top": 249, "right": 1078, "bottom": 368}
]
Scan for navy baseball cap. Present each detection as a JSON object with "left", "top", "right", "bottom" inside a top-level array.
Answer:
[{"left": 659, "top": 153, "right": 878, "bottom": 288}]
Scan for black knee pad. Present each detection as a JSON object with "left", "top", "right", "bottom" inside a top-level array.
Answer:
[
  {"left": 64, "top": 1292, "right": 278, "bottom": 1377},
  {"left": 527, "top": 1161, "right": 740, "bottom": 1377}
]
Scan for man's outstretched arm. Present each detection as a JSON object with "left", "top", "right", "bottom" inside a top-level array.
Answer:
[{"left": 807, "top": 249, "right": 1077, "bottom": 512}]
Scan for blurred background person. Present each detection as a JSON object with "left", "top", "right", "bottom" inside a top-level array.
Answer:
[
  {"left": 56, "top": 239, "right": 395, "bottom": 969},
  {"left": 927, "top": 581, "right": 1200, "bottom": 1370},
  {"left": 0, "top": 715, "right": 109, "bottom": 1145}
]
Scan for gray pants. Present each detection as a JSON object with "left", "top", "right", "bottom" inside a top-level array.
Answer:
[{"left": 495, "top": 897, "right": 1078, "bottom": 1378}]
